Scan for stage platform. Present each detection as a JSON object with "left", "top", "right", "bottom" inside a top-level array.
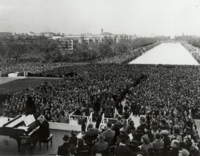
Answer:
[{"left": 0, "top": 115, "right": 142, "bottom": 155}]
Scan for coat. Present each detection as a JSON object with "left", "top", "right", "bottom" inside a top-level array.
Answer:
[
  {"left": 102, "top": 129, "right": 115, "bottom": 139},
  {"left": 91, "top": 141, "right": 108, "bottom": 153},
  {"left": 57, "top": 142, "right": 71, "bottom": 156},
  {"left": 38, "top": 120, "right": 50, "bottom": 139},
  {"left": 113, "top": 145, "right": 133, "bottom": 156}
]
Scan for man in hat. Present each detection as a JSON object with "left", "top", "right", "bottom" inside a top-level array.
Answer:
[
  {"left": 91, "top": 134, "right": 108, "bottom": 153},
  {"left": 113, "top": 133, "right": 133, "bottom": 156},
  {"left": 57, "top": 135, "right": 72, "bottom": 156},
  {"left": 129, "top": 140, "right": 143, "bottom": 155}
]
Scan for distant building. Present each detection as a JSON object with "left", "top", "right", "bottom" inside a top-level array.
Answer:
[{"left": 51, "top": 29, "right": 137, "bottom": 51}]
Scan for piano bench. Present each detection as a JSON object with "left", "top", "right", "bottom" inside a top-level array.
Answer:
[{"left": 39, "top": 134, "right": 53, "bottom": 150}]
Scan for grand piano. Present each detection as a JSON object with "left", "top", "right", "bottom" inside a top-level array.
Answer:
[{"left": 0, "top": 114, "right": 40, "bottom": 152}]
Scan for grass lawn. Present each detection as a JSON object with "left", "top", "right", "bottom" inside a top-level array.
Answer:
[{"left": 0, "top": 78, "right": 59, "bottom": 94}]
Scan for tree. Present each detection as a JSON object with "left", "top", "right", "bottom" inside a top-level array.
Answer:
[
  {"left": 99, "top": 41, "right": 113, "bottom": 56},
  {"left": 8, "top": 43, "right": 27, "bottom": 61},
  {"left": 0, "top": 44, "right": 8, "bottom": 63}
]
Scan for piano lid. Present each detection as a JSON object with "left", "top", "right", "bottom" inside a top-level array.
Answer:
[
  {"left": 0, "top": 117, "right": 13, "bottom": 127},
  {"left": 5, "top": 115, "right": 25, "bottom": 128}
]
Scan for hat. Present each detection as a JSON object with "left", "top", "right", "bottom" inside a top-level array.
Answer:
[
  {"left": 62, "top": 135, "right": 70, "bottom": 141},
  {"left": 160, "top": 130, "right": 169, "bottom": 135},
  {"left": 179, "top": 149, "right": 189, "bottom": 156}
]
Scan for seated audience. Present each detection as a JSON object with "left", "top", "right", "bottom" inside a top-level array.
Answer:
[
  {"left": 82, "top": 123, "right": 100, "bottom": 146},
  {"left": 113, "top": 134, "right": 133, "bottom": 156},
  {"left": 101, "top": 122, "right": 115, "bottom": 139},
  {"left": 152, "top": 133, "right": 164, "bottom": 149},
  {"left": 129, "top": 140, "right": 144, "bottom": 156},
  {"left": 141, "top": 135, "right": 153, "bottom": 156},
  {"left": 91, "top": 134, "right": 108, "bottom": 153}
]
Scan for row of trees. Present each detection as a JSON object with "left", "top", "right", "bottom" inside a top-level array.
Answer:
[
  {"left": 0, "top": 36, "right": 159, "bottom": 63},
  {"left": 72, "top": 37, "right": 158, "bottom": 61},
  {"left": 175, "top": 36, "right": 200, "bottom": 48}
]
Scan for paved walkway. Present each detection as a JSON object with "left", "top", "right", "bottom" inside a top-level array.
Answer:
[
  {"left": 129, "top": 43, "right": 199, "bottom": 65},
  {"left": 0, "top": 77, "right": 62, "bottom": 85}
]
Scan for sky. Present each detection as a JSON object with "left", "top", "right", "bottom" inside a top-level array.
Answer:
[{"left": 0, "top": 0, "right": 200, "bottom": 37}]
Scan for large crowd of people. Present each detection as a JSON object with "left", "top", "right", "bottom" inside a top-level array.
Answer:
[
  {"left": 182, "top": 43, "right": 200, "bottom": 64},
  {"left": 1, "top": 62, "right": 200, "bottom": 155},
  {"left": 1, "top": 64, "right": 200, "bottom": 121}
]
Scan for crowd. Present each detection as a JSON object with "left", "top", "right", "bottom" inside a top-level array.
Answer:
[
  {"left": 1, "top": 64, "right": 200, "bottom": 122},
  {"left": 0, "top": 62, "right": 200, "bottom": 155},
  {"left": 182, "top": 43, "right": 200, "bottom": 64},
  {"left": 57, "top": 114, "right": 200, "bottom": 156}
]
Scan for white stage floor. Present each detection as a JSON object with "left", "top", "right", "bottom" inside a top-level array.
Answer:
[{"left": 129, "top": 43, "right": 199, "bottom": 65}]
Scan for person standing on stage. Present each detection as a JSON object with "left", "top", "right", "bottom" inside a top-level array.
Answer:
[{"left": 25, "top": 96, "right": 37, "bottom": 117}]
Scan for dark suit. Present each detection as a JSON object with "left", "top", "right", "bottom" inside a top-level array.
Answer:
[
  {"left": 153, "top": 139, "right": 164, "bottom": 149},
  {"left": 69, "top": 136, "right": 78, "bottom": 146},
  {"left": 38, "top": 120, "right": 50, "bottom": 139},
  {"left": 113, "top": 145, "right": 132, "bottom": 156},
  {"left": 25, "top": 99, "right": 36, "bottom": 116},
  {"left": 112, "top": 123, "right": 121, "bottom": 144},
  {"left": 82, "top": 128, "right": 99, "bottom": 141},
  {"left": 91, "top": 141, "right": 108, "bottom": 153},
  {"left": 102, "top": 129, "right": 115, "bottom": 139},
  {"left": 32, "top": 120, "right": 50, "bottom": 145},
  {"left": 137, "top": 124, "right": 146, "bottom": 134},
  {"left": 57, "top": 142, "right": 71, "bottom": 156}
]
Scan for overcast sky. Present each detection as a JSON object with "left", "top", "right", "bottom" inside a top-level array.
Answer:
[{"left": 0, "top": 0, "right": 200, "bottom": 37}]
